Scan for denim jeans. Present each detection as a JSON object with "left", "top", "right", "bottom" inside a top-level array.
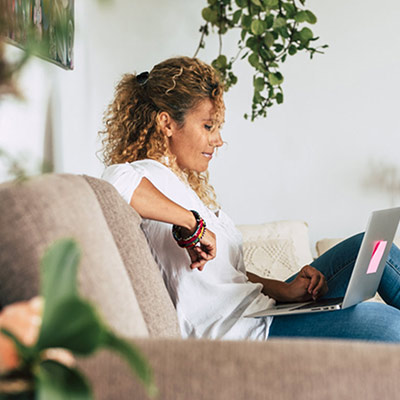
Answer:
[{"left": 268, "top": 233, "right": 400, "bottom": 342}]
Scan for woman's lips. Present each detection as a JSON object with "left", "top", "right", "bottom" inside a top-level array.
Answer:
[{"left": 202, "top": 152, "right": 213, "bottom": 159}]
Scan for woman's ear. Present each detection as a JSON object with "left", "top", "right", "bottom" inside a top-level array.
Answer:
[{"left": 158, "top": 111, "right": 175, "bottom": 138}]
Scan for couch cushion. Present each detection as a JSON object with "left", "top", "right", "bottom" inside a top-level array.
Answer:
[
  {"left": 0, "top": 174, "right": 148, "bottom": 338},
  {"left": 83, "top": 175, "right": 180, "bottom": 338},
  {"left": 237, "top": 220, "right": 313, "bottom": 281}
]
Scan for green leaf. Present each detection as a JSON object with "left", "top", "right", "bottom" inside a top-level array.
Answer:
[
  {"left": 263, "top": 32, "right": 274, "bottom": 48},
  {"left": 299, "top": 27, "right": 313, "bottom": 43},
  {"left": 251, "top": 19, "right": 266, "bottom": 36},
  {"left": 268, "top": 85, "right": 275, "bottom": 98},
  {"left": 253, "top": 90, "right": 264, "bottom": 103},
  {"left": 246, "top": 37, "right": 259, "bottom": 52},
  {"left": 288, "top": 44, "right": 297, "bottom": 55},
  {"left": 276, "top": 92, "right": 284, "bottom": 104},
  {"left": 103, "top": 331, "right": 157, "bottom": 397},
  {"left": 273, "top": 16, "right": 286, "bottom": 29},
  {"left": 235, "top": 0, "right": 247, "bottom": 7},
  {"left": 228, "top": 72, "right": 238, "bottom": 85},
  {"left": 215, "top": 54, "right": 227, "bottom": 69},
  {"left": 232, "top": 9, "right": 242, "bottom": 24},
  {"left": 294, "top": 10, "right": 308, "bottom": 23},
  {"left": 251, "top": 0, "right": 263, "bottom": 7},
  {"left": 278, "top": 26, "right": 290, "bottom": 39},
  {"left": 219, "top": 25, "right": 228, "bottom": 35},
  {"left": 241, "top": 14, "right": 252, "bottom": 29},
  {"left": 305, "top": 10, "right": 317, "bottom": 24},
  {"left": 282, "top": 3, "right": 296, "bottom": 18},
  {"left": 264, "top": 14, "right": 273, "bottom": 29},
  {"left": 253, "top": 77, "right": 265, "bottom": 92},
  {"left": 208, "top": 0, "right": 218, "bottom": 5},
  {"left": 202, "top": 7, "right": 219, "bottom": 24},
  {"left": 248, "top": 53, "right": 259, "bottom": 68},
  {"left": 36, "top": 360, "right": 92, "bottom": 400},
  {"left": 264, "top": 0, "right": 279, "bottom": 8},
  {"left": 36, "top": 298, "right": 105, "bottom": 355},
  {"left": 268, "top": 72, "right": 284, "bottom": 85},
  {"left": 40, "top": 238, "right": 80, "bottom": 320}
]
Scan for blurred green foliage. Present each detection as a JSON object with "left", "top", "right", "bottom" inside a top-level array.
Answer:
[{"left": 0, "top": 238, "right": 157, "bottom": 399}]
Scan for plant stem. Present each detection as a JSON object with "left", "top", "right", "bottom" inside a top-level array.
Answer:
[{"left": 193, "top": 24, "right": 208, "bottom": 58}]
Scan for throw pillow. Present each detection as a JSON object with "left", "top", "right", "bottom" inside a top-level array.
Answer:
[{"left": 237, "top": 220, "right": 313, "bottom": 281}]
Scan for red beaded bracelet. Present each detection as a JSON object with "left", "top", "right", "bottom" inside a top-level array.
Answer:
[{"left": 172, "top": 210, "right": 206, "bottom": 248}]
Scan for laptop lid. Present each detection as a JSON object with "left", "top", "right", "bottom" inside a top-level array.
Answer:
[
  {"left": 342, "top": 207, "right": 400, "bottom": 308},
  {"left": 244, "top": 207, "right": 400, "bottom": 318}
]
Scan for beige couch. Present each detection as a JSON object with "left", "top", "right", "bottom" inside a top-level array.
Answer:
[{"left": 1, "top": 174, "right": 400, "bottom": 400}]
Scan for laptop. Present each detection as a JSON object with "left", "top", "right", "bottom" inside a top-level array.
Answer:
[{"left": 244, "top": 207, "right": 400, "bottom": 318}]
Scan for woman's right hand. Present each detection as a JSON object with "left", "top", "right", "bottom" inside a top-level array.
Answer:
[{"left": 187, "top": 229, "right": 216, "bottom": 271}]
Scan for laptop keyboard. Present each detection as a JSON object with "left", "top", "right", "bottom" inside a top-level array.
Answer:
[{"left": 291, "top": 297, "right": 344, "bottom": 311}]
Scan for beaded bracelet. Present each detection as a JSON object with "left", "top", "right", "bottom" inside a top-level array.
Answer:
[{"left": 172, "top": 210, "right": 206, "bottom": 248}]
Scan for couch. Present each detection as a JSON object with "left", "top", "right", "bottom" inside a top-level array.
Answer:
[{"left": 1, "top": 173, "right": 400, "bottom": 400}]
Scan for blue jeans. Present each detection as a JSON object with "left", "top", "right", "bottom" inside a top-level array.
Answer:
[{"left": 268, "top": 233, "right": 400, "bottom": 342}]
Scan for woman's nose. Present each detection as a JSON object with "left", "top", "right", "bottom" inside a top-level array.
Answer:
[{"left": 210, "top": 130, "right": 223, "bottom": 148}]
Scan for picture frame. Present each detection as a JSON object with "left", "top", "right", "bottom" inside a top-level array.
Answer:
[{"left": 4, "top": 0, "right": 75, "bottom": 70}]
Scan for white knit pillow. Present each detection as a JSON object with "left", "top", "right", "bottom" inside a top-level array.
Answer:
[{"left": 237, "top": 220, "right": 313, "bottom": 281}]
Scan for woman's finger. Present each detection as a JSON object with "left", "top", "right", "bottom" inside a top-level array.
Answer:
[
  {"left": 302, "top": 266, "right": 326, "bottom": 298},
  {"left": 190, "top": 258, "right": 207, "bottom": 270},
  {"left": 187, "top": 247, "right": 208, "bottom": 270},
  {"left": 308, "top": 273, "right": 321, "bottom": 295},
  {"left": 301, "top": 266, "right": 318, "bottom": 292}
]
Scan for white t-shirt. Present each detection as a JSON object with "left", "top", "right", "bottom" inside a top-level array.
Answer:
[{"left": 102, "top": 159, "right": 274, "bottom": 340}]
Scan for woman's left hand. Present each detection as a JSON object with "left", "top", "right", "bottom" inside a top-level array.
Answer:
[
  {"left": 284, "top": 265, "right": 329, "bottom": 302},
  {"left": 187, "top": 229, "right": 216, "bottom": 271}
]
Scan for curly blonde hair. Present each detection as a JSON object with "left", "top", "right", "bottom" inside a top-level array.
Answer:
[{"left": 99, "top": 56, "right": 224, "bottom": 210}]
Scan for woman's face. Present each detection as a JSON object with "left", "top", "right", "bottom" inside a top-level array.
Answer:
[{"left": 166, "top": 98, "right": 224, "bottom": 173}]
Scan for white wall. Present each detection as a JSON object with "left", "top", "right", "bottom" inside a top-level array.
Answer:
[
  {"left": 1, "top": 0, "right": 400, "bottom": 252},
  {"left": 211, "top": 0, "right": 400, "bottom": 248}
]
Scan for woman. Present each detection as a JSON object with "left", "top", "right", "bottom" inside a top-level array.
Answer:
[{"left": 100, "top": 56, "right": 400, "bottom": 342}]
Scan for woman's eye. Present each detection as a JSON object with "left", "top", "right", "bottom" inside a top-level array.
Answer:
[{"left": 204, "top": 124, "right": 213, "bottom": 131}]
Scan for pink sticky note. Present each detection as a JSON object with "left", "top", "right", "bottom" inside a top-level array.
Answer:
[{"left": 366, "top": 240, "right": 387, "bottom": 274}]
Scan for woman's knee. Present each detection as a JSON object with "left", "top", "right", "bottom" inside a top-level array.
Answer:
[
  {"left": 351, "top": 302, "right": 400, "bottom": 342},
  {"left": 343, "top": 232, "right": 364, "bottom": 251}
]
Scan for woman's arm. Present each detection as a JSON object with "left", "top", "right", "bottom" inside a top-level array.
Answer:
[
  {"left": 130, "top": 177, "right": 216, "bottom": 270},
  {"left": 131, "top": 177, "right": 197, "bottom": 231},
  {"left": 247, "top": 265, "right": 328, "bottom": 303}
]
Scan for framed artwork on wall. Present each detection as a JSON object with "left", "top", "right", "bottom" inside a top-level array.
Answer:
[{"left": 4, "top": 0, "right": 75, "bottom": 70}]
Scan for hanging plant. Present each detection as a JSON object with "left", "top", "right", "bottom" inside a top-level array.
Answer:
[{"left": 195, "top": 0, "right": 328, "bottom": 120}]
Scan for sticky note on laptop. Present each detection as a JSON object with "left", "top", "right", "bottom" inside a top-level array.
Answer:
[{"left": 367, "top": 240, "right": 387, "bottom": 274}]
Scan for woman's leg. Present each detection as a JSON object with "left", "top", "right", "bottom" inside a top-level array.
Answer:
[
  {"left": 378, "top": 244, "right": 400, "bottom": 307},
  {"left": 268, "top": 302, "right": 400, "bottom": 342},
  {"left": 270, "top": 233, "right": 400, "bottom": 342},
  {"left": 287, "top": 232, "right": 400, "bottom": 307}
]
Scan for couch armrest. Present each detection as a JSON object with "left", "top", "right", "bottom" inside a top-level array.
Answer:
[{"left": 78, "top": 338, "right": 400, "bottom": 400}]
